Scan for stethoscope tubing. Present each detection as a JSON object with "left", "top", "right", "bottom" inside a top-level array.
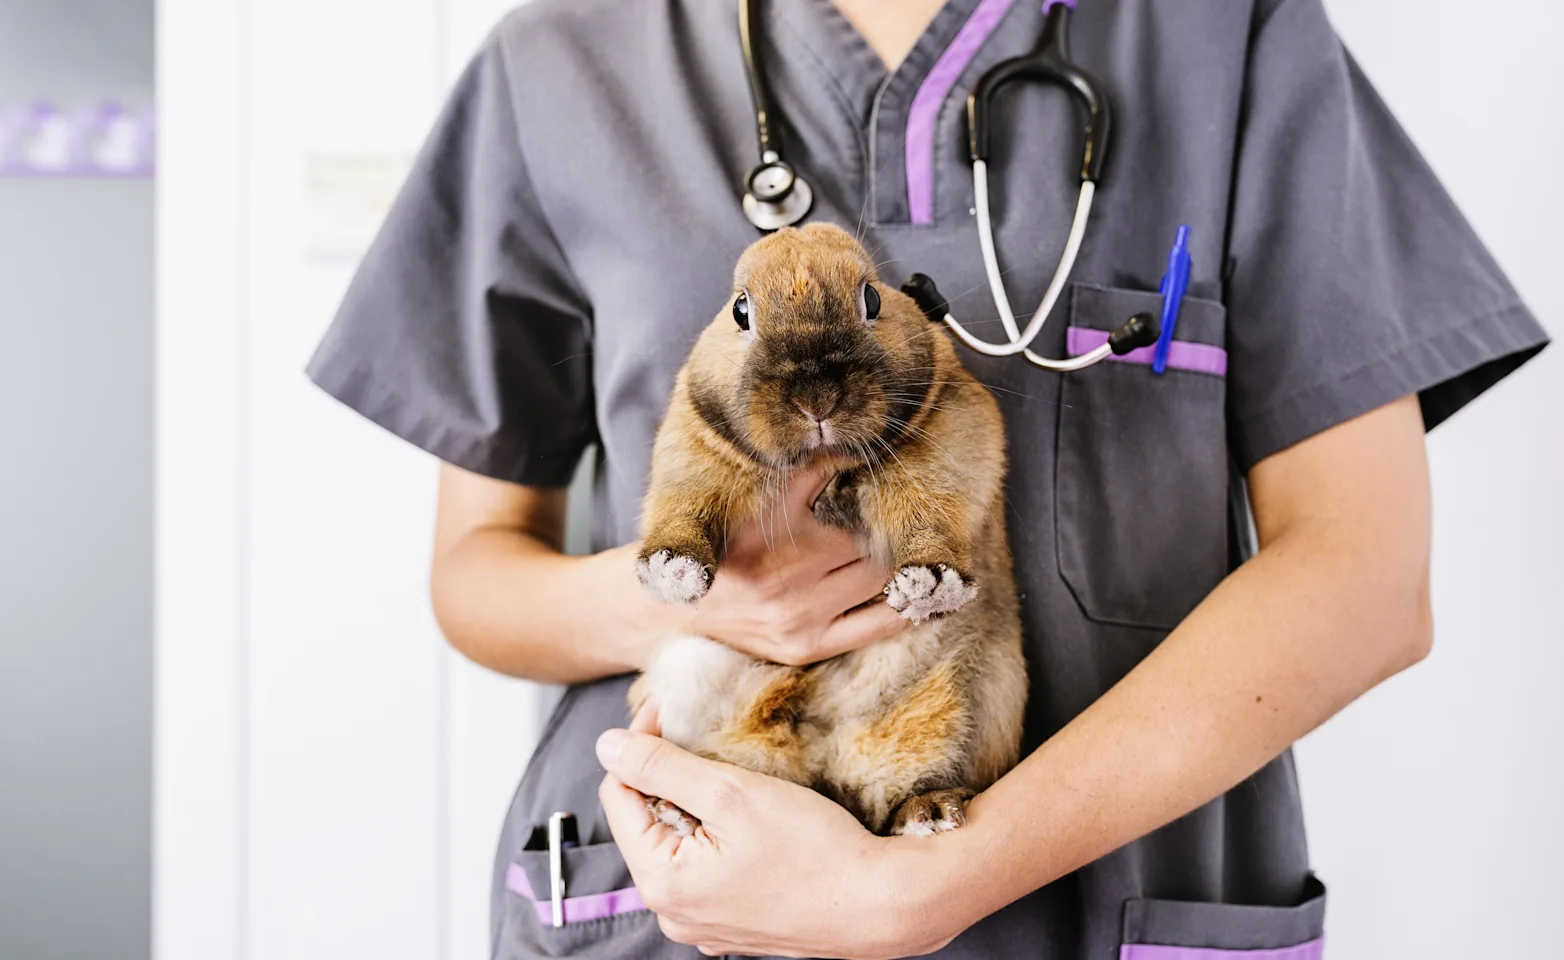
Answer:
[{"left": 943, "top": 165, "right": 1096, "bottom": 365}]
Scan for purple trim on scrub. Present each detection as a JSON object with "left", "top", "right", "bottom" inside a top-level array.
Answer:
[
  {"left": 1042, "top": 0, "right": 1078, "bottom": 10},
  {"left": 1067, "top": 326, "right": 1228, "bottom": 377},
  {"left": 904, "top": 0, "right": 1016, "bottom": 224},
  {"left": 506, "top": 862, "right": 648, "bottom": 924},
  {"left": 1120, "top": 939, "right": 1323, "bottom": 960}
]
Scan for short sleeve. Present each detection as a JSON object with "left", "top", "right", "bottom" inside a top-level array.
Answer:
[
  {"left": 306, "top": 33, "right": 596, "bottom": 487},
  {"left": 1224, "top": 0, "right": 1549, "bottom": 471}
]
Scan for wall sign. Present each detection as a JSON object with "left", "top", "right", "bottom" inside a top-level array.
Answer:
[{"left": 302, "top": 152, "right": 410, "bottom": 262}]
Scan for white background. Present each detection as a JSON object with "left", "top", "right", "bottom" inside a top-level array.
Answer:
[
  {"left": 155, "top": 1, "right": 1563, "bottom": 959},
  {"left": 1299, "top": 3, "right": 1563, "bottom": 956}
]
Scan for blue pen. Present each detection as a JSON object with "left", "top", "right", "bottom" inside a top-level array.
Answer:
[{"left": 1152, "top": 225, "right": 1192, "bottom": 375}]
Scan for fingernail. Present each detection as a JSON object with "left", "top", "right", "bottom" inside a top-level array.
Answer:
[{"left": 596, "top": 728, "right": 629, "bottom": 766}]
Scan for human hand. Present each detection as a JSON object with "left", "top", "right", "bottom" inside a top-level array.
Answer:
[
  {"left": 672, "top": 465, "right": 904, "bottom": 665},
  {"left": 597, "top": 705, "right": 963, "bottom": 958}
]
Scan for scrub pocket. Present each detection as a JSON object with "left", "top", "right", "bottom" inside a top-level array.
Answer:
[
  {"left": 1055, "top": 283, "right": 1231, "bottom": 631},
  {"left": 493, "top": 839, "right": 687, "bottom": 960},
  {"left": 1120, "top": 875, "right": 1327, "bottom": 959}
]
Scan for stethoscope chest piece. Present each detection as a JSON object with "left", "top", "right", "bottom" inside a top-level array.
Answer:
[{"left": 742, "top": 155, "right": 813, "bottom": 231}]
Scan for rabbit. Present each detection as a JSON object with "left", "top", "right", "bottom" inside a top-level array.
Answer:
[{"left": 628, "top": 222, "right": 1026, "bottom": 837}]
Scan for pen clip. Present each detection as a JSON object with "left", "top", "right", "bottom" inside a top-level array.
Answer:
[
  {"left": 1152, "top": 225, "right": 1192, "bottom": 376},
  {"left": 547, "top": 812, "right": 578, "bottom": 927}
]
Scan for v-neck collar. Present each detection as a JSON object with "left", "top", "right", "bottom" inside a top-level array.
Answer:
[{"left": 768, "top": 0, "right": 1027, "bottom": 226}]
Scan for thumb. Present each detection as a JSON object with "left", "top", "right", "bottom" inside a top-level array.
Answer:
[{"left": 595, "top": 728, "right": 741, "bottom": 820}]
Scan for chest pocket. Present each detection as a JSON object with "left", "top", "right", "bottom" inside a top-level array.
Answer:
[{"left": 1054, "top": 284, "right": 1231, "bottom": 631}]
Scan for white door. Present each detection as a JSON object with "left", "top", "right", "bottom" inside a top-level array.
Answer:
[{"left": 156, "top": 3, "right": 553, "bottom": 959}]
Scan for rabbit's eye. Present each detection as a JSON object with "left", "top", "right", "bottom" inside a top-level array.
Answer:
[
  {"left": 863, "top": 283, "right": 881, "bottom": 321},
  {"left": 733, "top": 293, "right": 751, "bottom": 331}
]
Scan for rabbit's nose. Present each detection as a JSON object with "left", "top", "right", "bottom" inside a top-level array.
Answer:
[{"left": 793, "top": 389, "right": 841, "bottom": 422}]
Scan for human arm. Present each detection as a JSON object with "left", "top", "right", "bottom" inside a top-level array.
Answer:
[
  {"left": 594, "top": 393, "right": 1434, "bottom": 958},
  {"left": 906, "top": 391, "right": 1432, "bottom": 940},
  {"left": 430, "top": 462, "right": 906, "bottom": 685},
  {"left": 430, "top": 464, "right": 654, "bottom": 684}
]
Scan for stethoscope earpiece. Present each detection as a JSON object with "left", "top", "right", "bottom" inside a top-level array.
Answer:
[
  {"left": 1109, "top": 312, "right": 1161, "bottom": 354},
  {"left": 900, "top": 274, "right": 951, "bottom": 323}
]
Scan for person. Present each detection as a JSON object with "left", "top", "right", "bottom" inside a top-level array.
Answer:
[{"left": 305, "top": 0, "right": 1549, "bottom": 956}]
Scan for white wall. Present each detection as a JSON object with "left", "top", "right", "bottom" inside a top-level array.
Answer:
[
  {"left": 1300, "top": 2, "right": 1564, "bottom": 958},
  {"left": 157, "top": 1, "right": 1561, "bottom": 959}
]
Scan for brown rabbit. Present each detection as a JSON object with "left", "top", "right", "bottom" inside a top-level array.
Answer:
[{"left": 629, "top": 222, "right": 1025, "bottom": 837}]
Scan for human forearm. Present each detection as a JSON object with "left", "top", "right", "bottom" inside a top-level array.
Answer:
[
  {"left": 921, "top": 522, "right": 1429, "bottom": 930},
  {"left": 432, "top": 531, "right": 673, "bottom": 684},
  {"left": 429, "top": 463, "right": 904, "bottom": 686},
  {"left": 906, "top": 397, "right": 1434, "bottom": 940}
]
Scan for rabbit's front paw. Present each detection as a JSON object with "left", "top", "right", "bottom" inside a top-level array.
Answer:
[
  {"left": 636, "top": 548, "right": 713, "bottom": 605},
  {"left": 884, "top": 563, "right": 977, "bottom": 623}
]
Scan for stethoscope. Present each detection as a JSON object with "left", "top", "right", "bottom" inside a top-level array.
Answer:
[{"left": 736, "top": 0, "right": 1160, "bottom": 370}]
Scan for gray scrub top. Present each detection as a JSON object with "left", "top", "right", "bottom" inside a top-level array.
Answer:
[{"left": 307, "top": 0, "right": 1549, "bottom": 957}]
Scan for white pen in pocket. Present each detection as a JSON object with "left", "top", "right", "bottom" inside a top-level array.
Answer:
[{"left": 547, "top": 811, "right": 578, "bottom": 927}]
